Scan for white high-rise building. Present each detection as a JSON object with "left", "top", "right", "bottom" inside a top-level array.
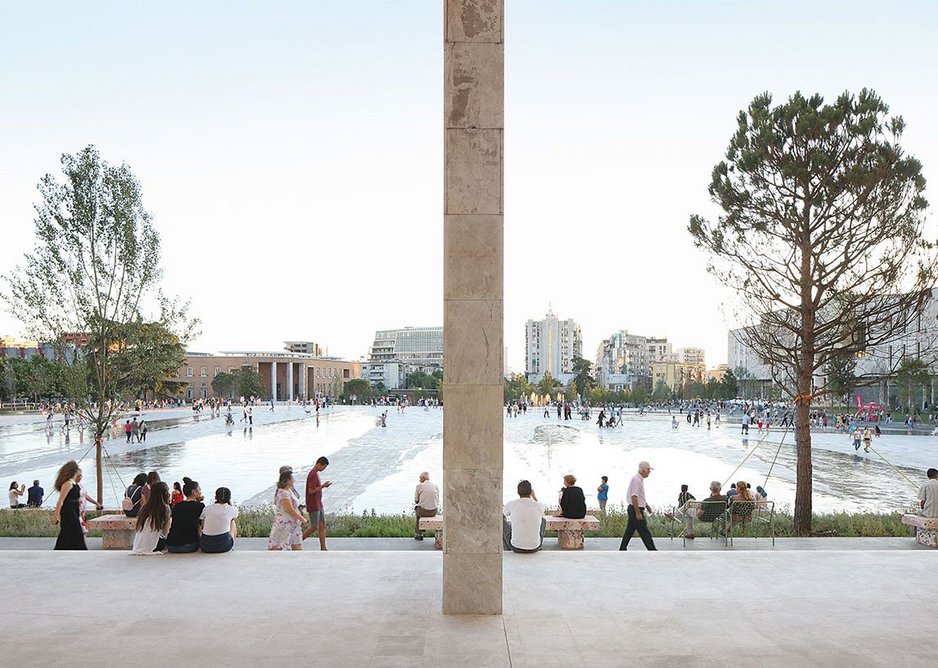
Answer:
[
  {"left": 525, "top": 310, "right": 582, "bottom": 385},
  {"left": 362, "top": 326, "right": 444, "bottom": 390},
  {"left": 595, "top": 331, "right": 649, "bottom": 391}
]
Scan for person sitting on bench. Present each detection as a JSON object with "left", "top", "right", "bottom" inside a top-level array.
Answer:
[
  {"left": 729, "top": 480, "right": 755, "bottom": 523},
  {"left": 503, "top": 480, "right": 546, "bottom": 553},
  {"left": 918, "top": 468, "right": 938, "bottom": 518},
  {"left": 668, "top": 480, "right": 726, "bottom": 539}
]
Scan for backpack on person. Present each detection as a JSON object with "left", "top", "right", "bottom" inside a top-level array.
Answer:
[{"left": 122, "top": 485, "right": 143, "bottom": 516}]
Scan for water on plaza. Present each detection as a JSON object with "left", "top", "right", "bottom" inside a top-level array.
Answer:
[{"left": 0, "top": 406, "right": 930, "bottom": 515}]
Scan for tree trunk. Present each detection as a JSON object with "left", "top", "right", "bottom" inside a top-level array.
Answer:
[
  {"left": 793, "top": 371, "right": 813, "bottom": 536},
  {"left": 95, "top": 433, "right": 103, "bottom": 506},
  {"left": 795, "top": 226, "right": 814, "bottom": 537}
]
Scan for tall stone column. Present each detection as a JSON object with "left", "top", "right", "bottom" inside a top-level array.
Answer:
[
  {"left": 442, "top": 0, "right": 504, "bottom": 615},
  {"left": 286, "top": 363, "right": 294, "bottom": 401},
  {"left": 270, "top": 361, "right": 278, "bottom": 402},
  {"left": 299, "top": 364, "right": 307, "bottom": 400}
]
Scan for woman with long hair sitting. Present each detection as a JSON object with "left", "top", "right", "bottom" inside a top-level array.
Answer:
[
  {"left": 131, "top": 481, "right": 172, "bottom": 555},
  {"left": 51, "top": 460, "right": 86, "bottom": 550}
]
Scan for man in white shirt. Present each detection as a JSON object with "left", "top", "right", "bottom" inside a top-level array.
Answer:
[
  {"left": 918, "top": 468, "right": 938, "bottom": 518},
  {"left": 503, "top": 480, "right": 547, "bottom": 553},
  {"left": 414, "top": 472, "right": 440, "bottom": 541},
  {"left": 619, "top": 461, "right": 657, "bottom": 551}
]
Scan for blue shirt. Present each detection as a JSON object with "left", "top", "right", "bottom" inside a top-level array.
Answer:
[{"left": 597, "top": 484, "right": 609, "bottom": 501}]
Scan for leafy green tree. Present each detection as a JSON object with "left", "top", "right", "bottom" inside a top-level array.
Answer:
[
  {"left": 570, "top": 356, "right": 594, "bottom": 399},
  {"left": 406, "top": 370, "right": 440, "bottom": 390},
  {"left": 689, "top": 90, "right": 936, "bottom": 535},
  {"left": 1, "top": 146, "right": 197, "bottom": 501},
  {"left": 504, "top": 373, "right": 533, "bottom": 402},
  {"left": 342, "top": 378, "right": 372, "bottom": 403},
  {"left": 719, "top": 368, "right": 739, "bottom": 399},
  {"left": 651, "top": 381, "right": 669, "bottom": 403},
  {"left": 0, "top": 361, "right": 15, "bottom": 402},
  {"left": 895, "top": 357, "right": 930, "bottom": 414},
  {"left": 232, "top": 368, "right": 266, "bottom": 399},
  {"left": 826, "top": 352, "right": 858, "bottom": 408},
  {"left": 212, "top": 372, "right": 236, "bottom": 399},
  {"left": 108, "top": 320, "right": 186, "bottom": 400},
  {"left": 535, "top": 372, "right": 561, "bottom": 399}
]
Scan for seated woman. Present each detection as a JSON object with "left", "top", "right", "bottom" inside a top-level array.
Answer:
[
  {"left": 166, "top": 479, "right": 204, "bottom": 553},
  {"left": 557, "top": 474, "right": 587, "bottom": 519},
  {"left": 131, "top": 481, "right": 172, "bottom": 555},
  {"left": 200, "top": 487, "right": 239, "bottom": 553},
  {"left": 9, "top": 481, "right": 26, "bottom": 508},
  {"left": 123, "top": 473, "right": 147, "bottom": 517},
  {"left": 729, "top": 480, "right": 755, "bottom": 523}
]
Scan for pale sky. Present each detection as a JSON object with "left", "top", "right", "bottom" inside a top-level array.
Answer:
[{"left": 2, "top": 1, "right": 937, "bottom": 370}]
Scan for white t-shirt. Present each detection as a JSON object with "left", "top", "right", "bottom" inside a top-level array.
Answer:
[
  {"left": 503, "top": 497, "right": 546, "bottom": 551},
  {"left": 918, "top": 479, "right": 938, "bottom": 518},
  {"left": 9, "top": 489, "right": 19, "bottom": 507},
  {"left": 201, "top": 503, "right": 239, "bottom": 536}
]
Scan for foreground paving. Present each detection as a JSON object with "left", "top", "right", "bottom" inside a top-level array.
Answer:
[{"left": 2, "top": 549, "right": 935, "bottom": 667}]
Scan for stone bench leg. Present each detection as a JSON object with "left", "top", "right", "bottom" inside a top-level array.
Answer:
[
  {"left": 102, "top": 530, "right": 134, "bottom": 550},
  {"left": 916, "top": 528, "right": 938, "bottom": 548},
  {"left": 557, "top": 529, "right": 585, "bottom": 550},
  {"left": 434, "top": 528, "right": 444, "bottom": 550}
]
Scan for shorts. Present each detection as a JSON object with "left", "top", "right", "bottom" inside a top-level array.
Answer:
[{"left": 308, "top": 509, "right": 325, "bottom": 525}]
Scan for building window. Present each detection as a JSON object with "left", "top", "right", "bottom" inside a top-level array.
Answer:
[
  {"left": 200, "top": 367, "right": 207, "bottom": 377},
  {"left": 186, "top": 367, "right": 193, "bottom": 377},
  {"left": 343, "top": 369, "right": 350, "bottom": 379},
  {"left": 214, "top": 367, "right": 222, "bottom": 376},
  {"left": 186, "top": 388, "right": 193, "bottom": 399}
]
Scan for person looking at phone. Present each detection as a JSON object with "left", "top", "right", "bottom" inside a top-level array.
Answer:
[{"left": 302, "top": 456, "right": 332, "bottom": 550}]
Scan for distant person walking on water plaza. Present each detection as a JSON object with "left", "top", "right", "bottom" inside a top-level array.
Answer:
[
  {"left": 619, "top": 461, "right": 657, "bottom": 551},
  {"left": 413, "top": 472, "right": 439, "bottom": 541},
  {"left": 303, "top": 456, "right": 332, "bottom": 550}
]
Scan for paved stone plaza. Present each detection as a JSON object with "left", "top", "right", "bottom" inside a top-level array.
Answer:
[{"left": 3, "top": 548, "right": 935, "bottom": 666}]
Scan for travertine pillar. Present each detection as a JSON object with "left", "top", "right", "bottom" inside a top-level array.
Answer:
[
  {"left": 443, "top": 0, "right": 504, "bottom": 615},
  {"left": 298, "top": 364, "right": 307, "bottom": 400},
  {"left": 286, "top": 363, "right": 294, "bottom": 401}
]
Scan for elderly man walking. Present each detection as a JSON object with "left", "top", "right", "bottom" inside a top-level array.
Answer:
[
  {"left": 619, "top": 461, "right": 657, "bottom": 551},
  {"left": 413, "top": 472, "right": 440, "bottom": 540}
]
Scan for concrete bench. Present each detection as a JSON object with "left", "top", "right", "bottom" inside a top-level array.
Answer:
[
  {"left": 417, "top": 518, "right": 445, "bottom": 549},
  {"left": 88, "top": 515, "right": 136, "bottom": 550},
  {"left": 545, "top": 516, "right": 601, "bottom": 549},
  {"left": 901, "top": 514, "right": 938, "bottom": 547},
  {"left": 419, "top": 515, "right": 601, "bottom": 551}
]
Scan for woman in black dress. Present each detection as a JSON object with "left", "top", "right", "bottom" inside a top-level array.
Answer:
[{"left": 52, "top": 460, "right": 86, "bottom": 550}]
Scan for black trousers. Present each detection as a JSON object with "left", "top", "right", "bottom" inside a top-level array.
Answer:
[{"left": 619, "top": 505, "right": 656, "bottom": 551}]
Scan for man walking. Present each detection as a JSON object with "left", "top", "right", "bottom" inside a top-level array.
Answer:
[
  {"left": 303, "top": 456, "right": 332, "bottom": 550},
  {"left": 413, "top": 472, "right": 439, "bottom": 540},
  {"left": 619, "top": 461, "right": 657, "bottom": 551}
]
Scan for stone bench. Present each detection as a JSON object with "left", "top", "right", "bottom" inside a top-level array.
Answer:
[
  {"left": 419, "top": 515, "right": 601, "bottom": 551},
  {"left": 417, "top": 517, "right": 445, "bottom": 549},
  {"left": 88, "top": 515, "right": 136, "bottom": 550},
  {"left": 901, "top": 514, "right": 938, "bottom": 548},
  {"left": 545, "top": 516, "right": 601, "bottom": 550}
]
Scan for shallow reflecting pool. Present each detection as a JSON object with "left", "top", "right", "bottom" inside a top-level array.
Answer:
[{"left": 1, "top": 406, "right": 931, "bottom": 514}]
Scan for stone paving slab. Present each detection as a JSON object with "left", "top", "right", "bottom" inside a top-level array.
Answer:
[
  {"left": 0, "top": 535, "right": 925, "bottom": 551},
  {"left": 1, "top": 549, "right": 935, "bottom": 666}
]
